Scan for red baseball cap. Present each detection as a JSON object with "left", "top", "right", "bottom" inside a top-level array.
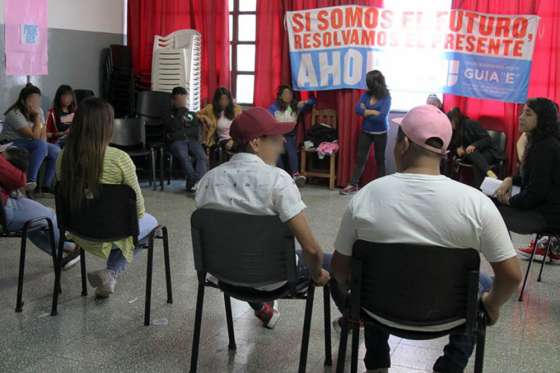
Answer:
[
  {"left": 230, "top": 107, "right": 295, "bottom": 144},
  {"left": 392, "top": 105, "right": 452, "bottom": 155}
]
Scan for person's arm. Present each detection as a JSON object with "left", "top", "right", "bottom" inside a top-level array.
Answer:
[
  {"left": 469, "top": 121, "right": 492, "bottom": 152},
  {"left": 120, "top": 152, "right": 145, "bottom": 218},
  {"left": 296, "top": 96, "right": 316, "bottom": 113},
  {"left": 483, "top": 257, "right": 522, "bottom": 325},
  {"left": 0, "top": 155, "right": 27, "bottom": 192},
  {"left": 509, "top": 145, "right": 553, "bottom": 209},
  {"left": 267, "top": 103, "right": 278, "bottom": 116},
  {"left": 286, "top": 212, "right": 329, "bottom": 285},
  {"left": 364, "top": 96, "right": 391, "bottom": 118},
  {"left": 332, "top": 206, "right": 357, "bottom": 289},
  {"left": 355, "top": 95, "right": 367, "bottom": 116},
  {"left": 46, "top": 110, "right": 58, "bottom": 139},
  {"left": 331, "top": 251, "right": 351, "bottom": 289}
]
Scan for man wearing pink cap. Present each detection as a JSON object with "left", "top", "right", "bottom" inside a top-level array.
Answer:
[
  {"left": 195, "top": 107, "right": 331, "bottom": 329},
  {"left": 331, "top": 105, "right": 522, "bottom": 373}
]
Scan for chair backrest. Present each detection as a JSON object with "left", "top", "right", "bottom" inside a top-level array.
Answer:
[
  {"left": 74, "top": 89, "right": 95, "bottom": 104},
  {"left": 136, "top": 90, "right": 171, "bottom": 119},
  {"left": 487, "top": 130, "right": 506, "bottom": 154},
  {"left": 111, "top": 118, "right": 145, "bottom": 148},
  {"left": 55, "top": 184, "right": 139, "bottom": 243},
  {"left": 351, "top": 241, "right": 480, "bottom": 329},
  {"left": 311, "top": 108, "right": 337, "bottom": 129},
  {"left": 190, "top": 209, "right": 297, "bottom": 289},
  {"left": 109, "top": 44, "right": 132, "bottom": 71}
]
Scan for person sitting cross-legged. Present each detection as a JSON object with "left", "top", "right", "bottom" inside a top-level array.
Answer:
[
  {"left": 331, "top": 105, "right": 522, "bottom": 373},
  {"left": 195, "top": 107, "right": 331, "bottom": 329}
]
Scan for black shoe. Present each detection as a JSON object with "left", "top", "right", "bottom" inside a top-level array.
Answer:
[
  {"left": 61, "top": 250, "right": 81, "bottom": 270},
  {"left": 186, "top": 180, "right": 195, "bottom": 193}
]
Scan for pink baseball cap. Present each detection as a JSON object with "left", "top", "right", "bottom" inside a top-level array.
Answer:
[{"left": 392, "top": 105, "right": 452, "bottom": 155}]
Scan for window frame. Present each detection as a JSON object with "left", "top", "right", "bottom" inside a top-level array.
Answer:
[{"left": 229, "top": 0, "right": 256, "bottom": 105}]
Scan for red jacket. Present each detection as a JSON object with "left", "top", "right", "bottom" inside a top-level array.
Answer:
[{"left": 0, "top": 155, "right": 26, "bottom": 205}]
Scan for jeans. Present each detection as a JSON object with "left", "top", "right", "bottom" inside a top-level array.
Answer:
[
  {"left": 106, "top": 213, "right": 158, "bottom": 274},
  {"left": 350, "top": 132, "right": 387, "bottom": 185},
  {"left": 356, "top": 273, "right": 493, "bottom": 371},
  {"left": 277, "top": 134, "right": 299, "bottom": 176},
  {"left": 4, "top": 196, "right": 72, "bottom": 255},
  {"left": 12, "top": 138, "right": 60, "bottom": 186},
  {"left": 169, "top": 139, "right": 208, "bottom": 184},
  {"left": 248, "top": 250, "right": 333, "bottom": 311},
  {"left": 462, "top": 150, "right": 495, "bottom": 187}
]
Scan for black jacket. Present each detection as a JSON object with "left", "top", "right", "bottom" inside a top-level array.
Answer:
[
  {"left": 164, "top": 107, "right": 201, "bottom": 143},
  {"left": 450, "top": 119, "right": 504, "bottom": 160},
  {"left": 510, "top": 136, "right": 560, "bottom": 228}
]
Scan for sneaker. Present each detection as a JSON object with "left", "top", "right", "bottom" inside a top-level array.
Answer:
[
  {"left": 61, "top": 250, "right": 81, "bottom": 271},
  {"left": 24, "top": 182, "right": 37, "bottom": 192},
  {"left": 254, "top": 301, "right": 280, "bottom": 329},
  {"left": 293, "top": 173, "right": 306, "bottom": 188},
  {"left": 340, "top": 184, "right": 359, "bottom": 195},
  {"left": 518, "top": 246, "right": 546, "bottom": 262},
  {"left": 87, "top": 269, "right": 117, "bottom": 298},
  {"left": 186, "top": 180, "right": 195, "bottom": 193}
]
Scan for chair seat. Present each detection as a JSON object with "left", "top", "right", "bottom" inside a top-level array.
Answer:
[{"left": 209, "top": 278, "right": 310, "bottom": 302}]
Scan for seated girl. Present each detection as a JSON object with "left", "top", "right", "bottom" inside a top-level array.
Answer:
[
  {"left": 198, "top": 87, "right": 242, "bottom": 151},
  {"left": 46, "top": 85, "right": 77, "bottom": 147},
  {"left": 57, "top": 97, "right": 159, "bottom": 298}
]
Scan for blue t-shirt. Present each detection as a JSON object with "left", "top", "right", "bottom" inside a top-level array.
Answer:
[{"left": 355, "top": 94, "right": 391, "bottom": 134}]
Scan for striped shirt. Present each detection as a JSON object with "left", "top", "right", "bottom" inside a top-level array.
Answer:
[{"left": 56, "top": 146, "right": 144, "bottom": 262}]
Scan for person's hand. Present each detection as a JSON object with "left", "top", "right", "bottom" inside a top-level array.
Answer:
[
  {"left": 360, "top": 103, "right": 366, "bottom": 110},
  {"left": 225, "top": 139, "right": 234, "bottom": 151},
  {"left": 495, "top": 177, "right": 512, "bottom": 204},
  {"left": 312, "top": 269, "right": 331, "bottom": 287},
  {"left": 466, "top": 145, "right": 476, "bottom": 154},
  {"left": 456, "top": 146, "right": 466, "bottom": 157},
  {"left": 481, "top": 292, "right": 500, "bottom": 326}
]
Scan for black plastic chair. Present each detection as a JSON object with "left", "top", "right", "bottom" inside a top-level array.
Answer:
[
  {"left": 112, "top": 118, "right": 157, "bottom": 190},
  {"left": 454, "top": 130, "right": 507, "bottom": 179},
  {"left": 0, "top": 201, "right": 58, "bottom": 315},
  {"left": 190, "top": 209, "right": 332, "bottom": 373},
  {"left": 53, "top": 184, "right": 173, "bottom": 325},
  {"left": 336, "top": 241, "right": 487, "bottom": 373},
  {"left": 518, "top": 230, "right": 560, "bottom": 301}
]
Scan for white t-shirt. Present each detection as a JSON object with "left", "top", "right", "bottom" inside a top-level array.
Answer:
[
  {"left": 334, "top": 172, "right": 516, "bottom": 331},
  {"left": 216, "top": 112, "right": 232, "bottom": 141},
  {"left": 195, "top": 152, "right": 306, "bottom": 289}
]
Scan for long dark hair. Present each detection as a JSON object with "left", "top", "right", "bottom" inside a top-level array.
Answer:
[
  {"left": 4, "top": 84, "right": 42, "bottom": 119},
  {"left": 523, "top": 98, "right": 560, "bottom": 166},
  {"left": 212, "top": 87, "right": 235, "bottom": 120},
  {"left": 276, "top": 85, "right": 298, "bottom": 113},
  {"left": 52, "top": 85, "right": 77, "bottom": 128},
  {"left": 365, "top": 70, "right": 390, "bottom": 99},
  {"left": 59, "top": 98, "right": 114, "bottom": 211},
  {"left": 447, "top": 107, "right": 469, "bottom": 147}
]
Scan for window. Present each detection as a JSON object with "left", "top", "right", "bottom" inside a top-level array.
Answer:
[{"left": 229, "top": 0, "right": 257, "bottom": 105}]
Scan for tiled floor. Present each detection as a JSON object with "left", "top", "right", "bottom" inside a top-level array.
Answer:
[{"left": 1, "top": 183, "right": 559, "bottom": 373}]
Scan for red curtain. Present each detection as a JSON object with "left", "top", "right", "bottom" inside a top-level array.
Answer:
[
  {"left": 443, "top": 0, "right": 560, "bottom": 174},
  {"left": 127, "top": 0, "right": 230, "bottom": 101},
  {"left": 254, "top": 0, "right": 384, "bottom": 187}
]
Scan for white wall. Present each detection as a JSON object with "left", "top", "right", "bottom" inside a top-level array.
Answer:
[{"left": 0, "top": 0, "right": 126, "bottom": 34}]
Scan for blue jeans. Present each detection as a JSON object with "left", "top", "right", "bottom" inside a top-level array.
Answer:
[
  {"left": 106, "top": 213, "right": 158, "bottom": 274},
  {"left": 4, "top": 196, "right": 72, "bottom": 255},
  {"left": 12, "top": 138, "right": 60, "bottom": 186},
  {"left": 360, "top": 273, "right": 493, "bottom": 371},
  {"left": 169, "top": 139, "right": 208, "bottom": 184},
  {"left": 277, "top": 134, "right": 299, "bottom": 176}
]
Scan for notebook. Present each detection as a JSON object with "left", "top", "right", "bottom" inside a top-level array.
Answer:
[{"left": 480, "top": 177, "right": 520, "bottom": 197}]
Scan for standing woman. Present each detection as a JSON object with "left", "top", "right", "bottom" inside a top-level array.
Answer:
[
  {"left": 57, "top": 98, "right": 159, "bottom": 298},
  {"left": 1, "top": 84, "right": 60, "bottom": 191},
  {"left": 198, "top": 87, "right": 242, "bottom": 151},
  {"left": 495, "top": 98, "right": 560, "bottom": 250},
  {"left": 268, "top": 85, "right": 316, "bottom": 187},
  {"left": 46, "top": 85, "right": 77, "bottom": 147},
  {"left": 341, "top": 70, "right": 391, "bottom": 195},
  {"left": 447, "top": 107, "right": 502, "bottom": 187}
]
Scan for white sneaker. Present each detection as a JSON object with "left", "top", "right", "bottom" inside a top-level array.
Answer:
[
  {"left": 254, "top": 300, "right": 280, "bottom": 329},
  {"left": 293, "top": 174, "right": 306, "bottom": 188},
  {"left": 87, "top": 269, "right": 117, "bottom": 298}
]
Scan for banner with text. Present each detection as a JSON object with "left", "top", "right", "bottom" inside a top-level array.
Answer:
[{"left": 286, "top": 6, "right": 539, "bottom": 103}]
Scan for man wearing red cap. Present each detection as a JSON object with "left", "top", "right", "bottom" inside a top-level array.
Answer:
[
  {"left": 331, "top": 105, "right": 522, "bottom": 373},
  {"left": 195, "top": 107, "right": 331, "bottom": 329}
]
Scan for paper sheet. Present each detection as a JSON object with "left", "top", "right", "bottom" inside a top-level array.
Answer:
[{"left": 480, "top": 177, "right": 520, "bottom": 197}]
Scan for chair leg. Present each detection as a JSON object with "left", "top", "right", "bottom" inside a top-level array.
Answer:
[
  {"left": 336, "top": 318, "right": 349, "bottom": 373},
  {"left": 298, "top": 285, "right": 315, "bottom": 373},
  {"left": 144, "top": 234, "right": 155, "bottom": 326},
  {"left": 519, "top": 234, "right": 539, "bottom": 301},
  {"left": 159, "top": 147, "right": 165, "bottom": 191},
  {"left": 190, "top": 283, "right": 206, "bottom": 373},
  {"left": 350, "top": 321, "right": 360, "bottom": 373},
  {"left": 329, "top": 155, "right": 336, "bottom": 190},
  {"left": 15, "top": 232, "right": 28, "bottom": 313},
  {"left": 151, "top": 148, "right": 157, "bottom": 191},
  {"left": 168, "top": 155, "right": 173, "bottom": 185},
  {"left": 162, "top": 226, "right": 173, "bottom": 304},
  {"left": 80, "top": 249, "right": 88, "bottom": 296},
  {"left": 51, "top": 227, "right": 64, "bottom": 316},
  {"left": 323, "top": 285, "right": 332, "bottom": 366},
  {"left": 474, "top": 325, "right": 487, "bottom": 373},
  {"left": 537, "top": 236, "right": 553, "bottom": 282},
  {"left": 224, "top": 294, "right": 236, "bottom": 350}
]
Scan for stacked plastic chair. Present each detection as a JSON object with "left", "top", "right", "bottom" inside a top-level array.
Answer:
[
  {"left": 104, "top": 44, "right": 135, "bottom": 117},
  {"left": 151, "top": 30, "right": 201, "bottom": 112}
]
